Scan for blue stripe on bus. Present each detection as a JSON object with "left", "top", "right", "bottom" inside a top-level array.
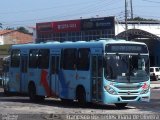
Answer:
[{"left": 58, "top": 70, "right": 68, "bottom": 98}]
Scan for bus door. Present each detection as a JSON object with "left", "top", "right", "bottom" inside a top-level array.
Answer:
[
  {"left": 91, "top": 55, "right": 103, "bottom": 102},
  {"left": 20, "top": 55, "right": 28, "bottom": 92},
  {"left": 50, "top": 54, "right": 60, "bottom": 97}
]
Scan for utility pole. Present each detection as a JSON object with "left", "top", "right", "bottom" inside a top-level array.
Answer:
[
  {"left": 125, "top": 0, "right": 128, "bottom": 40},
  {"left": 130, "top": 0, "right": 133, "bottom": 19}
]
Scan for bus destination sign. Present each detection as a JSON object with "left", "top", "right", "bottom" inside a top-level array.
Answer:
[{"left": 106, "top": 44, "right": 148, "bottom": 53}]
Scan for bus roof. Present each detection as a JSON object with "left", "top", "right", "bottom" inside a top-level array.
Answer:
[{"left": 11, "top": 38, "right": 147, "bottom": 50}]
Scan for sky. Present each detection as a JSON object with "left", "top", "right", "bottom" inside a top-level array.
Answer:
[{"left": 0, "top": 0, "right": 160, "bottom": 29}]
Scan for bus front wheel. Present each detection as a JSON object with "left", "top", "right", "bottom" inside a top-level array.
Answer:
[{"left": 115, "top": 103, "right": 128, "bottom": 109}]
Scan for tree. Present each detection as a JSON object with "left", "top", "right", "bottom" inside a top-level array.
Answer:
[
  {"left": 128, "top": 16, "right": 157, "bottom": 21},
  {"left": 5, "top": 27, "right": 14, "bottom": 30},
  {"left": 0, "top": 23, "right": 2, "bottom": 29},
  {"left": 17, "top": 27, "right": 30, "bottom": 34}
]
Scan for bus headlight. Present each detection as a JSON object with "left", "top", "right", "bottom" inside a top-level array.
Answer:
[
  {"left": 140, "top": 83, "right": 150, "bottom": 94},
  {"left": 104, "top": 85, "right": 117, "bottom": 95}
]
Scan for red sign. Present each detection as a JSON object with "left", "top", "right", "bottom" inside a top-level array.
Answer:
[{"left": 52, "top": 20, "right": 81, "bottom": 32}]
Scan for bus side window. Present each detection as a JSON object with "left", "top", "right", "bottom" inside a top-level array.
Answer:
[
  {"left": 38, "top": 49, "right": 50, "bottom": 69},
  {"left": 62, "top": 48, "right": 77, "bottom": 70},
  {"left": 98, "top": 56, "right": 102, "bottom": 77},
  {"left": 29, "top": 49, "right": 38, "bottom": 68},
  {"left": 11, "top": 49, "right": 20, "bottom": 68},
  {"left": 77, "top": 48, "right": 90, "bottom": 71}
]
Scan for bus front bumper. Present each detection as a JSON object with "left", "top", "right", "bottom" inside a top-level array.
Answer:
[{"left": 102, "top": 91, "right": 150, "bottom": 104}]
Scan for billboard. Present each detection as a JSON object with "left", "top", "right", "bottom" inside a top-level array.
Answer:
[
  {"left": 36, "top": 22, "right": 53, "bottom": 33},
  {"left": 36, "top": 17, "right": 115, "bottom": 33},
  {"left": 52, "top": 20, "right": 81, "bottom": 32},
  {"left": 81, "top": 17, "right": 115, "bottom": 30}
]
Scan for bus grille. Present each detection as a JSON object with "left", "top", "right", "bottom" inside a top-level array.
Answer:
[
  {"left": 115, "top": 85, "right": 141, "bottom": 90},
  {"left": 118, "top": 91, "right": 139, "bottom": 95},
  {"left": 121, "top": 96, "right": 137, "bottom": 100}
]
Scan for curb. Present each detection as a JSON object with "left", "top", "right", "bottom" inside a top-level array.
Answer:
[{"left": 151, "top": 87, "right": 160, "bottom": 89}]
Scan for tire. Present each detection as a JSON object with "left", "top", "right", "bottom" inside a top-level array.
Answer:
[
  {"left": 115, "top": 103, "right": 128, "bottom": 109},
  {"left": 28, "top": 83, "right": 37, "bottom": 102},
  {"left": 3, "top": 85, "right": 11, "bottom": 96},
  {"left": 61, "top": 98, "right": 73, "bottom": 104},
  {"left": 3, "top": 89, "right": 11, "bottom": 96},
  {"left": 37, "top": 96, "right": 45, "bottom": 102},
  {"left": 28, "top": 83, "right": 45, "bottom": 102},
  {"left": 76, "top": 87, "right": 86, "bottom": 106},
  {"left": 156, "top": 76, "right": 158, "bottom": 81}
]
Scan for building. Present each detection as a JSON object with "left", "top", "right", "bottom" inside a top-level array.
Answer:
[
  {"left": 36, "top": 16, "right": 115, "bottom": 42},
  {"left": 0, "top": 30, "right": 33, "bottom": 45}
]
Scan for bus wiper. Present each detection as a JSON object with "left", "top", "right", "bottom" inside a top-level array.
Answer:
[
  {"left": 127, "top": 55, "right": 131, "bottom": 83},
  {"left": 126, "top": 72, "right": 131, "bottom": 83}
]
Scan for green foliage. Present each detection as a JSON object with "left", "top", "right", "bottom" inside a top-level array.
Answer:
[
  {"left": 17, "top": 27, "right": 30, "bottom": 34},
  {"left": 0, "top": 23, "right": 2, "bottom": 28},
  {"left": 5, "top": 27, "right": 14, "bottom": 30},
  {"left": 128, "top": 16, "right": 157, "bottom": 21}
]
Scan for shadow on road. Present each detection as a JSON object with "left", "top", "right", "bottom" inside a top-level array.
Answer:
[{"left": 0, "top": 91, "right": 134, "bottom": 110}]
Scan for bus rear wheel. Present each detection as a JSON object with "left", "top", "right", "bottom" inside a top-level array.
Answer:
[
  {"left": 115, "top": 103, "right": 128, "bottom": 109},
  {"left": 76, "top": 87, "right": 86, "bottom": 106},
  {"left": 28, "top": 83, "right": 37, "bottom": 102},
  {"left": 4, "top": 89, "right": 11, "bottom": 96},
  {"left": 28, "top": 83, "right": 45, "bottom": 102}
]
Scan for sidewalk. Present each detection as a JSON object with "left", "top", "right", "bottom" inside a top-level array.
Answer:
[
  {"left": 150, "top": 84, "right": 160, "bottom": 89},
  {"left": 150, "top": 80, "right": 160, "bottom": 89}
]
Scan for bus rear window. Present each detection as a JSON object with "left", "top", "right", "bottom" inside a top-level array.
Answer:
[{"left": 11, "top": 49, "right": 20, "bottom": 67}]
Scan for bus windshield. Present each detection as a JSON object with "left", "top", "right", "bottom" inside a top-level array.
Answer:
[{"left": 104, "top": 54, "right": 149, "bottom": 83}]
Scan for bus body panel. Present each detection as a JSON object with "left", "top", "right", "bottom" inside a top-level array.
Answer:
[
  {"left": 9, "top": 67, "right": 20, "bottom": 92},
  {"left": 28, "top": 69, "right": 46, "bottom": 96},
  {"left": 76, "top": 70, "right": 91, "bottom": 102},
  {"left": 59, "top": 70, "right": 76, "bottom": 99},
  {"left": 50, "top": 54, "right": 60, "bottom": 97},
  {"left": 6, "top": 39, "right": 150, "bottom": 105}
]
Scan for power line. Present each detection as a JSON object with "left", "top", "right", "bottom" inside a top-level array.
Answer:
[
  {"left": 0, "top": 0, "right": 119, "bottom": 15},
  {"left": 0, "top": 0, "right": 122, "bottom": 26},
  {"left": 1, "top": 3, "right": 124, "bottom": 25},
  {"left": 134, "top": 5, "right": 160, "bottom": 8},
  {"left": 0, "top": 1, "right": 96, "bottom": 15},
  {"left": 141, "top": 0, "right": 160, "bottom": 3},
  {"left": 133, "top": 13, "right": 160, "bottom": 19},
  {"left": 2, "top": 6, "right": 123, "bottom": 26}
]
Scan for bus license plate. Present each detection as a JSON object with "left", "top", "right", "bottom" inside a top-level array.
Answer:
[{"left": 141, "top": 97, "right": 149, "bottom": 102}]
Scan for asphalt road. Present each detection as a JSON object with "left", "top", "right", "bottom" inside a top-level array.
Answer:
[{"left": 0, "top": 87, "right": 159, "bottom": 120}]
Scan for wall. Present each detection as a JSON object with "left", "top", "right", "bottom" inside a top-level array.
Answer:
[
  {"left": 0, "top": 36, "right": 4, "bottom": 45},
  {"left": 3, "top": 31, "right": 32, "bottom": 44},
  {"left": 115, "top": 23, "right": 160, "bottom": 37}
]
